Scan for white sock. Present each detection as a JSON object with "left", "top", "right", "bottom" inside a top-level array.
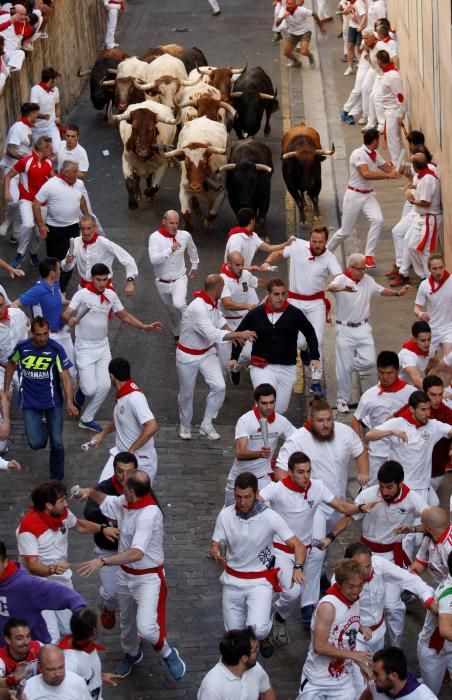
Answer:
[{"left": 158, "top": 640, "right": 172, "bottom": 658}]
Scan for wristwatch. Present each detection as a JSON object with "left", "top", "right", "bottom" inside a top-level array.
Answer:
[
  {"left": 127, "top": 277, "right": 135, "bottom": 282},
  {"left": 293, "top": 563, "right": 304, "bottom": 570}
]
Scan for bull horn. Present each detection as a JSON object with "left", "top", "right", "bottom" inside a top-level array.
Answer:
[
  {"left": 100, "top": 79, "right": 115, "bottom": 87},
  {"left": 180, "top": 74, "right": 203, "bottom": 87},
  {"left": 315, "top": 143, "right": 335, "bottom": 156},
  {"left": 112, "top": 113, "right": 128, "bottom": 122},
  {"left": 230, "top": 91, "right": 243, "bottom": 98},
  {"left": 218, "top": 163, "right": 237, "bottom": 172},
  {"left": 107, "top": 68, "right": 118, "bottom": 75},
  {"left": 198, "top": 66, "right": 213, "bottom": 75},
  {"left": 77, "top": 68, "right": 91, "bottom": 77},
  {"left": 132, "top": 77, "right": 154, "bottom": 90},
  {"left": 106, "top": 100, "right": 114, "bottom": 124},
  {"left": 205, "top": 146, "right": 226, "bottom": 155},
  {"left": 255, "top": 164, "right": 272, "bottom": 173},
  {"left": 281, "top": 151, "right": 298, "bottom": 160},
  {"left": 231, "top": 63, "right": 247, "bottom": 75},
  {"left": 219, "top": 101, "right": 236, "bottom": 116},
  {"left": 258, "top": 92, "right": 277, "bottom": 101},
  {"left": 177, "top": 100, "right": 198, "bottom": 109},
  {"left": 157, "top": 116, "right": 178, "bottom": 125},
  {"left": 163, "top": 148, "right": 185, "bottom": 158}
]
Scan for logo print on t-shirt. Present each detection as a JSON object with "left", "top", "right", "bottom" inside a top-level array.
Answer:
[{"left": 258, "top": 546, "right": 273, "bottom": 568}]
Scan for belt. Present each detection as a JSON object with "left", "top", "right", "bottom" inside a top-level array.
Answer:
[
  {"left": 336, "top": 319, "right": 368, "bottom": 328},
  {"left": 250, "top": 355, "right": 268, "bottom": 368},
  {"left": 176, "top": 342, "right": 214, "bottom": 355},
  {"left": 273, "top": 541, "right": 312, "bottom": 555},
  {"left": 225, "top": 565, "right": 282, "bottom": 592},
  {"left": 360, "top": 536, "right": 411, "bottom": 568},
  {"left": 157, "top": 277, "right": 179, "bottom": 284},
  {"left": 121, "top": 564, "right": 164, "bottom": 575},
  {"left": 224, "top": 316, "right": 242, "bottom": 320},
  {"left": 369, "top": 612, "right": 385, "bottom": 632},
  {"left": 288, "top": 290, "right": 325, "bottom": 301},
  {"left": 347, "top": 186, "right": 374, "bottom": 194}
]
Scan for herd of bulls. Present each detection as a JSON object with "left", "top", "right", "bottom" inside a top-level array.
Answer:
[{"left": 78, "top": 44, "right": 335, "bottom": 231}]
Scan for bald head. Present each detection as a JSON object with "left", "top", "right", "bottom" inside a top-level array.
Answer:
[
  {"left": 227, "top": 251, "right": 245, "bottom": 265},
  {"left": 421, "top": 506, "right": 449, "bottom": 531},
  {"left": 205, "top": 274, "right": 224, "bottom": 292},
  {"left": 162, "top": 210, "right": 179, "bottom": 234},
  {"left": 13, "top": 4, "right": 27, "bottom": 14},
  {"left": 412, "top": 153, "right": 428, "bottom": 172},
  {"left": 39, "top": 645, "right": 65, "bottom": 686}
]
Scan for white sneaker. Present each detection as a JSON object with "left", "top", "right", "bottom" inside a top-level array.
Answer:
[
  {"left": 358, "top": 115, "right": 367, "bottom": 125},
  {"left": 336, "top": 399, "right": 350, "bottom": 414},
  {"left": 179, "top": 425, "right": 192, "bottom": 440},
  {"left": 0, "top": 223, "right": 7, "bottom": 237},
  {"left": 271, "top": 613, "right": 289, "bottom": 645},
  {"left": 361, "top": 123, "right": 375, "bottom": 133},
  {"left": 286, "top": 59, "right": 295, "bottom": 67},
  {"left": 344, "top": 66, "right": 353, "bottom": 76},
  {"left": 199, "top": 422, "right": 221, "bottom": 440}
]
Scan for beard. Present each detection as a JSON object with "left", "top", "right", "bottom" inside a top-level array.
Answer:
[{"left": 310, "top": 423, "right": 335, "bottom": 442}]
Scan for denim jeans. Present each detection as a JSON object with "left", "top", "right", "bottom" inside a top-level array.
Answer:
[{"left": 23, "top": 406, "right": 65, "bottom": 480}]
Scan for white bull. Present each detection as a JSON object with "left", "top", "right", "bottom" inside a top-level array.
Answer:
[
  {"left": 131, "top": 54, "right": 202, "bottom": 109},
  {"left": 164, "top": 116, "right": 229, "bottom": 231}
]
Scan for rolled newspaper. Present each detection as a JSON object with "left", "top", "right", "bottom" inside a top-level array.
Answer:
[
  {"left": 69, "top": 237, "right": 75, "bottom": 255},
  {"left": 219, "top": 540, "right": 227, "bottom": 558},
  {"left": 74, "top": 303, "right": 92, "bottom": 323},
  {"left": 259, "top": 417, "right": 270, "bottom": 447},
  {"left": 81, "top": 440, "right": 97, "bottom": 451}
]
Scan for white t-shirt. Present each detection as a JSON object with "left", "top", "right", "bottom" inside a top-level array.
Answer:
[
  {"left": 29, "top": 84, "right": 60, "bottom": 131},
  {"left": 148, "top": 229, "right": 199, "bottom": 280},
  {"left": 375, "top": 416, "right": 450, "bottom": 490},
  {"left": 62, "top": 647, "right": 102, "bottom": 700},
  {"left": 57, "top": 142, "right": 89, "bottom": 173},
  {"left": 23, "top": 669, "right": 92, "bottom": 700},
  {"left": 283, "top": 240, "right": 341, "bottom": 296},
  {"left": 415, "top": 276, "right": 452, "bottom": 342},
  {"left": 367, "top": 0, "right": 387, "bottom": 28},
  {"left": 101, "top": 494, "right": 164, "bottom": 568},
  {"left": 398, "top": 346, "right": 433, "bottom": 384},
  {"left": 113, "top": 389, "right": 155, "bottom": 457},
  {"left": 278, "top": 5, "right": 312, "bottom": 35},
  {"left": 418, "top": 573, "right": 452, "bottom": 652},
  {"left": 0, "top": 120, "right": 33, "bottom": 170},
  {"left": 197, "top": 660, "right": 271, "bottom": 700},
  {"left": 0, "top": 308, "right": 30, "bottom": 364},
  {"left": 413, "top": 171, "right": 441, "bottom": 215},
  {"left": 224, "top": 231, "right": 262, "bottom": 266},
  {"left": 260, "top": 478, "right": 334, "bottom": 545},
  {"left": 415, "top": 525, "right": 452, "bottom": 587},
  {"left": 35, "top": 177, "right": 84, "bottom": 227},
  {"left": 347, "top": 0, "right": 367, "bottom": 29},
  {"left": 69, "top": 288, "right": 123, "bottom": 342},
  {"left": 220, "top": 270, "right": 259, "bottom": 320},
  {"left": 332, "top": 272, "right": 384, "bottom": 324},
  {"left": 367, "top": 680, "right": 438, "bottom": 699},
  {"left": 348, "top": 145, "right": 386, "bottom": 190}
]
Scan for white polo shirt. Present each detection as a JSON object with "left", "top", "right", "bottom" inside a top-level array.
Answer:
[
  {"left": 354, "top": 484, "right": 428, "bottom": 545},
  {"left": 101, "top": 494, "right": 164, "bottom": 569},
  {"left": 57, "top": 142, "right": 89, "bottom": 173},
  {"left": 0, "top": 120, "right": 33, "bottom": 170},
  {"left": 114, "top": 389, "right": 156, "bottom": 458},
  {"left": 198, "top": 660, "right": 271, "bottom": 700},
  {"left": 283, "top": 240, "right": 341, "bottom": 296},
  {"left": 69, "top": 288, "right": 123, "bottom": 343},
  {"left": 16, "top": 508, "right": 77, "bottom": 583},
  {"left": 23, "top": 669, "right": 92, "bottom": 700},
  {"left": 224, "top": 231, "right": 262, "bottom": 266},
  {"left": 35, "top": 177, "right": 83, "bottom": 227},
  {"left": 415, "top": 525, "right": 452, "bottom": 587},
  {"left": 276, "top": 423, "right": 364, "bottom": 498},
  {"left": 220, "top": 271, "right": 259, "bottom": 320},
  {"left": 60, "top": 235, "right": 138, "bottom": 282},
  {"left": 177, "top": 297, "right": 228, "bottom": 360},
  {"left": 62, "top": 646, "right": 102, "bottom": 700},
  {"left": 415, "top": 276, "right": 452, "bottom": 342},
  {"left": 398, "top": 346, "right": 433, "bottom": 384},
  {"left": 260, "top": 478, "right": 334, "bottom": 545},
  {"left": 348, "top": 0, "right": 367, "bottom": 28},
  {"left": 0, "top": 308, "right": 30, "bottom": 364},
  {"left": 413, "top": 171, "right": 441, "bottom": 215},
  {"left": 29, "top": 84, "right": 60, "bottom": 131},
  {"left": 277, "top": 5, "right": 313, "bottom": 34},
  {"left": 348, "top": 145, "right": 385, "bottom": 190},
  {"left": 374, "top": 416, "right": 450, "bottom": 490},
  {"left": 148, "top": 229, "right": 199, "bottom": 281},
  {"left": 418, "top": 574, "right": 452, "bottom": 652},
  {"left": 332, "top": 272, "right": 384, "bottom": 324}
]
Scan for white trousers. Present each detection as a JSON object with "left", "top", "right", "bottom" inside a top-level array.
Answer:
[
  {"left": 117, "top": 568, "right": 166, "bottom": 655},
  {"left": 17, "top": 199, "right": 41, "bottom": 255},
  {"left": 328, "top": 190, "right": 384, "bottom": 257},
  {"left": 176, "top": 350, "right": 226, "bottom": 427},
  {"left": 222, "top": 582, "right": 273, "bottom": 640},
  {"left": 343, "top": 57, "right": 369, "bottom": 118},
  {"left": 401, "top": 214, "right": 442, "bottom": 279},
  {"left": 32, "top": 123, "right": 61, "bottom": 150},
  {"left": 4, "top": 49, "right": 25, "bottom": 71},
  {"left": 361, "top": 67, "right": 376, "bottom": 121},
  {"left": 417, "top": 641, "right": 452, "bottom": 697},
  {"left": 155, "top": 276, "right": 188, "bottom": 337},
  {"left": 392, "top": 204, "right": 414, "bottom": 268},
  {"left": 75, "top": 339, "right": 111, "bottom": 423},
  {"left": 316, "top": 0, "right": 331, "bottom": 19},
  {"left": 95, "top": 545, "right": 119, "bottom": 610},
  {"left": 367, "top": 76, "right": 381, "bottom": 128},
  {"left": 100, "top": 446, "right": 158, "bottom": 484},
  {"left": 208, "top": 0, "right": 220, "bottom": 12},
  {"left": 273, "top": 549, "right": 301, "bottom": 620},
  {"left": 0, "top": 169, "right": 21, "bottom": 237},
  {"left": 42, "top": 577, "right": 74, "bottom": 642},
  {"left": 249, "top": 364, "right": 297, "bottom": 415},
  {"left": 297, "top": 676, "right": 354, "bottom": 700},
  {"left": 218, "top": 338, "right": 251, "bottom": 371},
  {"left": 382, "top": 110, "right": 404, "bottom": 164},
  {"left": 49, "top": 329, "right": 75, "bottom": 379},
  {"left": 289, "top": 298, "right": 325, "bottom": 378},
  {"left": 105, "top": 7, "right": 119, "bottom": 48},
  {"left": 302, "top": 506, "right": 342, "bottom": 607},
  {"left": 336, "top": 323, "right": 377, "bottom": 403}
]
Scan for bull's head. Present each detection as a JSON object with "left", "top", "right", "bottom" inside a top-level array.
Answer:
[
  {"left": 116, "top": 108, "right": 176, "bottom": 157},
  {"left": 179, "top": 97, "right": 236, "bottom": 123},
  {"left": 164, "top": 145, "right": 225, "bottom": 192},
  {"left": 200, "top": 64, "right": 247, "bottom": 101},
  {"left": 115, "top": 77, "right": 145, "bottom": 113},
  {"left": 282, "top": 143, "right": 335, "bottom": 160}
]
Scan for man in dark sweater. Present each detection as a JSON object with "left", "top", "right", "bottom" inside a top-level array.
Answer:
[
  {"left": 229, "top": 278, "right": 320, "bottom": 413},
  {"left": 83, "top": 451, "right": 138, "bottom": 630}
]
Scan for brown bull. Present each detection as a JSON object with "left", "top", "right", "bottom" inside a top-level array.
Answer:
[{"left": 198, "top": 65, "right": 246, "bottom": 102}]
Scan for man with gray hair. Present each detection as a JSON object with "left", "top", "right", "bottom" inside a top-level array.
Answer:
[{"left": 328, "top": 253, "right": 410, "bottom": 412}]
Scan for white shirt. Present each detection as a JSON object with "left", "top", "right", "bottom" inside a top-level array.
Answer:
[
  {"left": 261, "top": 478, "right": 335, "bottom": 545},
  {"left": 101, "top": 494, "right": 164, "bottom": 569},
  {"left": 69, "top": 288, "right": 124, "bottom": 342},
  {"left": 177, "top": 297, "right": 228, "bottom": 358},
  {"left": 148, "top": 229, "right": 199, "bottom": 280},
  {"left": 113, "top": 389, "right": 156, "bottom": 458},
  {"left": 16, "top": 508, "right": 77, "bottom": 583},
  {"left": 413, "top": 171, "right": 441, "bottom": 215},
  {"left": 374, "top": 416, "right": 450, "bottom": 490},
  {"left": 331, "top": 272, "right": 384, "bottom": 323},
  {"left": 354, "top": 484, "right": 428, "bottom": 545},
  {"left": 283, "top": 240, "right": 341, "bottom": 296},
  {"left": 354, "top": 382, "right": 414, "bottom": 463},
  {"left": 367, "top": 0, "right": 387, "bottom": 28},
  {"left": 23, "top": 669, "right": 92, "bottom": 700},
  {"left": 347, "top": 0, "right": 367, "bottom": 29},
  {"left": 29, "top": 84, "right": 60, "bottom": 131},
  {"left": 57, "top": 142, "right": 89, "bottom": 173},
  {"left": 419, "top": 574, "right": 452, "bottom": 652},
  {"left": 276, "top": 423, "right": 364, "bottom": 499},
  {"left": 198, "top": 660, "right": 271, "bottom": 700},
  {"left": 230, "top": 409, "right": 294, "bottom": 481},
  {"left": 212, "top": 505, "right": 293, "bottom": 584},
  {"left": 220, "top": 270, "right": 259, "bottom": 320},
  {"left": 398, "top": 346, "right": 433, "bottom": 385},
  {"left": 0, "top": 308, "right": 30, "bottom": 364},
  {"left": 374, "top": 37, "right": 399, "bottom": 66},
  {"left": 224, "top": 231, "right": 262, "bottom": 266},
  {"left": 348, "top": 145, "right": 386, "bottom": 190},
  {"left": 278, "top": 5, "right": 313, "bottom": 34},
  {"left": 62, "top": 647, "right": 102, "bottom": 700},
  {"left": 60, "top": 234, "right": 138, "bottom": 282},
  {"left": 368, "top": 680, "right": 438, "bottom": 699},
  {"left": 415, "top": 276, "right": 452, "bottom": 339},
  {"left": 379, "top": 68, "right": 405, "bottom": 117},
  {"left": 0, "top": 120, "right": 33, "bottom": 170},
  {"left": 35, "top": 177, "right": 84, "bottom": 227},
  {"left": 415, "top": 525, "right": 452, "bottom": 587}
]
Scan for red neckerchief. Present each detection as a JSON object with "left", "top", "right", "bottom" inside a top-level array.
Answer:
[
  {"left": 364, "top": 568, "right": 375, "bottom": 583},
  {"left": 393, "top": 405, "right": 425, "bottom": 429},
  {"left": 417, "top": 167, "right": 438, "bottom": 180},
  {"left": 85, "top": 281, "right": 110, "bottom": 305},
  {"left": 365, "top": 148, "right": 377, "bottom": 162},
  {"left": 435, "top": 525, "right": 452, "bottom": 544},
  {"left": 343, "top": 269, "right": 360, "bottom": 284},
  {"left": 116, "top": 379, "right": 142, "bottom": 400},
  {"left": 382, "top": 62, "right": 397, "bottom": 73},
  {"left": 39, "top": 81, "right": 54, "bottom": 93},
  {"left": 19, "top": 117, "right": 33, "bottom": 128},
  {"left": 227, "top": 226, "right": 253, "bottom": 239},
  {"left": 82, "top": 232, "right": 99, "bottom": 250},
  {"left": 382, "top": 35, "right": 391, "bottom": 43},
  {"left": 377, "top": 377, "right": 407, "bottom": 395},
  {"left": 193, "top": 289, "right": 218, "bottom": 308},
  {"left": 326, "top": 582, "right": 354, "bottom": 608},
  {"left": 282, "top": 474, "right": 311, "bottom": 498},
  {"left": 383, "top": 482, "right": 410, "bottom": 505},
  {"left": 0, "top": 561, "right": 18, "bottom": 583},
  {"left": 124, "top": 493, "right": 158, "bottom": 510},
  {"left": 158, "top": 226, "right": 176, "bottom": 239},
  {"left": 264, "top": 299, "right": 289, "bottom": 314},
  {"left": 31, "top": 507, "right": 68, "bottom": 532},
  {"left": 221, "top": 262, "right": 240, "bottom": 281},
  {"left": 286, "top": 4, "right": 297, "bottom": 14},
  {"left": 59, "top": 636, "right": 105, "bottom": 653},
  {"left": 304, "top": 419, "right": 312, "bottom": 431},
  {"left": 252, "top": 405, "right": 276, "bottom": 424},
  {"left": 57, "top": 174, "right": 74, "bottom": 186},
  {"left": 0, "top": 308, "right": 9, "bottom": 321},
  {"left": 111, "top": 475, "right": 124, "bottom": 494},
  {"left": 308, "top": 244, "right": 326, "bottom": 261},
  {"left": 428, "top": 270, "right": 450, "bottom": 294},
  {"left": 402, "top": 338, "right": 429, "bottom": 357}
]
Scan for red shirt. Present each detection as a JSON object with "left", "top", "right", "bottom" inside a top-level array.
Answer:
[
  {"left": 0, "top": 640, "right": 40, "bottom": 676},
  {"left": 14, "top": 152, "right": 53, "bottom": 202},
  {"left": 430, "top": 402, "right": 452, "bottom": 477}
]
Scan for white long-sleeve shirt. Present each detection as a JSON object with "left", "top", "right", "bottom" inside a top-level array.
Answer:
[
  {"left": 60, "top": 234, "right": 138, "bottom": 282},
  {"left": 378, "top": 67, "right": 405, "bottom": 117},
  {"left": 148, "top": 229, "right": 199, "bottom": 281},
  {"left": 177, "top": 296, "right": 228, "bottom": 358}
]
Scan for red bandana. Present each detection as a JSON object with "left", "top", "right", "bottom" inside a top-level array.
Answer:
[
  {"left": 282, "top": 474, "right": 311, "bottom": 498},
  {"left": 252, "top": 405, "right": 276, "bottom": 424},
  {"left": 124, "top": 493, "right": 158, "bottom": 510},
  {"left": 383, "top": 482, "right": 410, "bottom": 504},
  {"left": 227, "top": 226, "right": 253, "bottom": 239},
  {"left": 377, "top": 377, "right": 407, "bottom": 395},
  {"left": 326, "top": 582, "right": 354, "bottom": 608},
  {"left": 304, "top": 419, "right": 312, "bottom": 431},
  {"left": 116, "top": 379, "right": 142, "bottom": 400},
  {"left": 85, "top": 281, "right": 110, "bottom": 305},
  {"left": 343, "top": 269, "right": 360, "bottom": 283},
  {"left": 39, "top": 81, "right": 54, "bottom": 93},
  {"left": 82, "top": 232, "right": 99, "bottom": 250},
  {"left": 0, "top": 308, "right": 9, "bottom": 321},
  {"left": 19, "top": 117, "right": 33, "bottom": 128},
  {"left": 402, "top": 338, "right": 429, "bottom": 357},
  {"left": 0, "top": 561, "right": 18, "bottom": 583},
  {"left": 221, "top": 262, "right": 240, "bottom": 281},
  {"left": 111, "top": 475, "right": 124, "bottom": 494},
  {"left": 382, "top": 35, "right": 391, "bottom": 43},
  {"left": 394, "top": 405, "right": 426, "bottom": 429},
  {"left": 57, "top": 174, "right": 74, "bottom": 186},
  {"left": 365, "top": 148, "right": 377, "bottom": 162},
  {"left": 194, "top": 289, "right": 218, "bottom": 308},
  {"left": 308, "top": 244, "right": 326, "bottom": 261},
  {"left": 30, "top": 507, "right": 69, "bottom": 532},
  {"left": 417, "top": 167, "right": 438, "bottom": 180},
  {"left": 286, "top": 4, "right": 297, "bottom": 14},
  {"left": 264, "top": 299, "right": 289, "bottom": 314},
  {"left": 59, "top": 636, "right": 105, "bottom": 653},
  {"left": 428, "top": 270, "right": 450, "bottom": 294},
  {"left": 158, "top": 226, "right": 176, "bottom": 239},
  {"left": 382, "top": 62, "right": 397, "bottom": 73}
]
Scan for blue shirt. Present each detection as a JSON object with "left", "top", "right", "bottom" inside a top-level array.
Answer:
[
  {"left": 19, "top": 280, "right": 64, "bottom": 331},
  {"left": 9, "top": 338, "right": 72, "bottom": 409}
]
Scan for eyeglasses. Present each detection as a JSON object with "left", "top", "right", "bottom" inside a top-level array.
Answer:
[{"left": 351, "top": 266, "right": 366, "bottom": 271}]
